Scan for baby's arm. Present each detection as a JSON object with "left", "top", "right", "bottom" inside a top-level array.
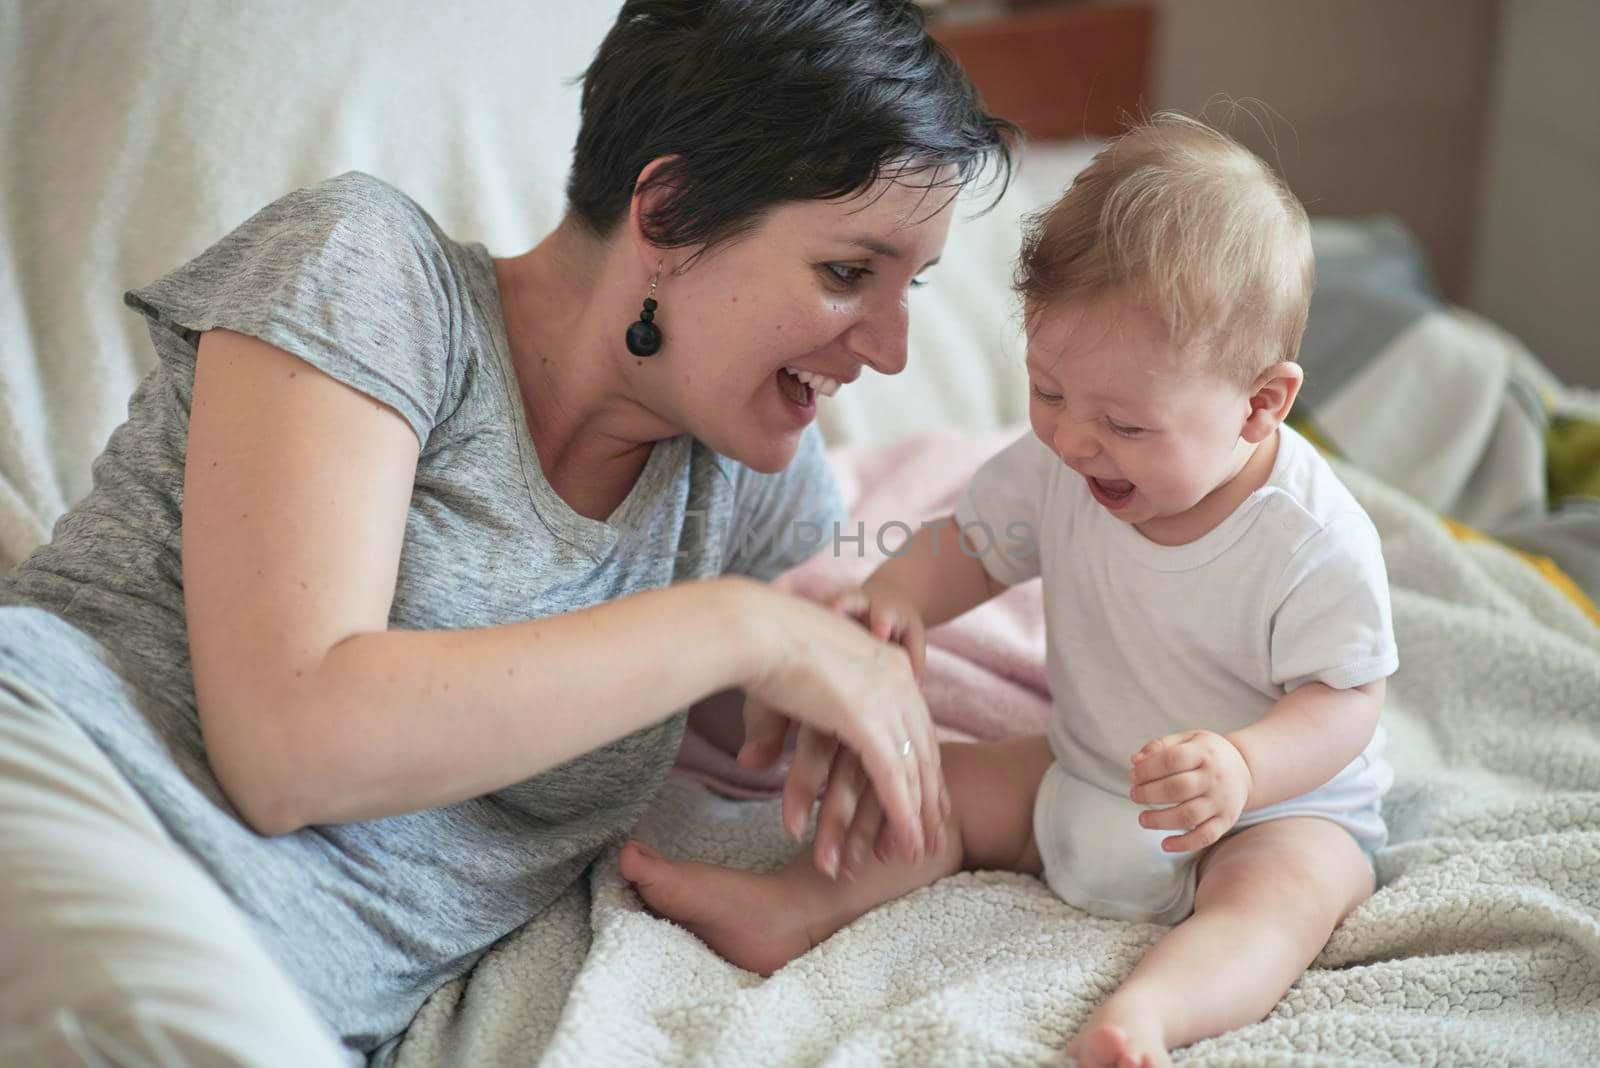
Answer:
[
  {"left": 1129, "top": 680, "right": 1386, "bottom": 852},
  {"left": 860, "top": 514, "right": 1005, "bottom": 627},
  {"left": 830, "top": 515, "right": 1003, "bottom": 681},
  {"left": 1225, "top": 678, "right": 1385, "bottom": 811}
]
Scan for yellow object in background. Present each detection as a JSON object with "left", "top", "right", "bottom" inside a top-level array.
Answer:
[
  {"left": 1546, "top": 416, "right": 1600, "bottom": 504},
  {"left": 1442, "top": 517, "right": 1600, "bottom": 628}
]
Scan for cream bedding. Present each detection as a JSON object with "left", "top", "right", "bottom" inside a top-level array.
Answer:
[{"left": 391, "top": 441, "right": 1600, "bottom": 1067}]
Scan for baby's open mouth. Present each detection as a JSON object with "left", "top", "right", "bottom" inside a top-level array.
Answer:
[
  {"left": 1091, "top": 477, "right": 1135, "bottom": 499},
  {"left": 1087, "top": 476, "right": 1137, "bottom": 511}
]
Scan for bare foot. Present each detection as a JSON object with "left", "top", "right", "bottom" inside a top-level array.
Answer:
[
  {"left": 1066, "top": 990, "right": 1173, "bottom": 1068},
  {"left": 619, "top": 840, "right": 816, "bottom": 976}
]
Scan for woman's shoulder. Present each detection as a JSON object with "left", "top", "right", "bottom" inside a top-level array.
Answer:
[
  {"left": 130, "top": 170, "right": 459, "bottom": 315},
  {"left": 124, "top": 171, "right": 481, "bottom": 446},
  {"left": 252, "top": 170, "right": 453, "bottom": 261}
]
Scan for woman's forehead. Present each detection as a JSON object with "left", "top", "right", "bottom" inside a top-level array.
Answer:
[{"left": 779, "top": 171, "right": 960, "bottom": 241}]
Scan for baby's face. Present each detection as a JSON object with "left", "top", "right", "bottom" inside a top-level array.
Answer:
[{"left": 1025, "top": 292, "right": 1258, "bottom": 542}]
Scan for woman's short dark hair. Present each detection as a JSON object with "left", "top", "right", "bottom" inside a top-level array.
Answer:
[{"left": 567, "top": 0, "right": 1019, "bottom": 258}]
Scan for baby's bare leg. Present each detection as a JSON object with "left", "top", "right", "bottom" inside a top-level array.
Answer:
[
  {"left": 621, "top": 735, "right": 1052, "bottom": 975},
  {"left": 1068, "top": 816, "right": 1375, "bottom": 1068}
]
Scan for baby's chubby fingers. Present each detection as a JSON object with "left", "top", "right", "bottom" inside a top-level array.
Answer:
[
  {"left": 1137, "top": 797, "right": 1212, "bottom": 832},
  {"left": 1129, "top": 731, "right": 1203, "bottom": 785},
  {"left": 825, "top": 587, "right": 926, "bottom": 682},
  {"left": 1129, "top": 769, "right": 1203, "bottom": 806},
  {"left": 1158, "top": 815, "right": 1228, "bottom": 853},
  {"left": 868, "top": 605, "right": 902, "bottom": 645},
  {"left": 826, "top": 587, "right": 871, "bottom": 622}
]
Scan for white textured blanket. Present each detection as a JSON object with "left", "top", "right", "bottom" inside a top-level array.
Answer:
[{"left": 391, "top": 455, "right": 1600, "bottom": 1067}]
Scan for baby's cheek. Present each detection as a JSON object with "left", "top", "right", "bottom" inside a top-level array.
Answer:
[
  {"left": 1136, "top": 456, "right": 1187, "bottom": 503},
  {"left": 1173, "top": 452, "right": 1222, "bottom": 499}
]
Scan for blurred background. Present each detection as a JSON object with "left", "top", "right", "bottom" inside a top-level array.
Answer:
[
  {"left": 921, "top": 0, "right": 1598, "bottom": 387},
  {"left": 4, "top": 0, "right": 1595, "bottom": 563}
]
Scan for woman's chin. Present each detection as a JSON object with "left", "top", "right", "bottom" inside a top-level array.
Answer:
[
  {"left": 690, "top": 388, "right": 811, "bottom": 471},
  {"left": 734, "top": 435, "right": 803, "bottom": 474},
  {"left": 707, "top": 424, "right": 804, "bottom": 473}
]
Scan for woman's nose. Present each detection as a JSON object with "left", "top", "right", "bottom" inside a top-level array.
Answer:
[{"left": 847, "top": 292, "right": 910, "bottom": 376}]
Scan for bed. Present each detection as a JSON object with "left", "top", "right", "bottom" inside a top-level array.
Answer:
[{"left": 5, "top": 3, "right": 1598, "bottom": 1065}]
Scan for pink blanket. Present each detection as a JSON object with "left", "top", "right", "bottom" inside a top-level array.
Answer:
[{"left": 674, "top": 428, "right": 1052, "bottom": 798}]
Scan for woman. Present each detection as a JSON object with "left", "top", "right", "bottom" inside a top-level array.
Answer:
[{"left": 0, "top": 1, "right": 1015, "bottom": 1064}]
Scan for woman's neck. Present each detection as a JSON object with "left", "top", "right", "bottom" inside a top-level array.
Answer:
[{"left": 494, "top": 219, "right": 678, "bottom": 521}]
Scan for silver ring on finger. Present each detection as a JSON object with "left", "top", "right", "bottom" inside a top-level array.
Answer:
[{"left": 901, "top": 738, "right": 914, "bottom": 761}]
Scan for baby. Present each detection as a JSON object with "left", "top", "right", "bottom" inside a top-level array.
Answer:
[{"left": 622, "top": 114, "right": 1397, "bottom": 1068}]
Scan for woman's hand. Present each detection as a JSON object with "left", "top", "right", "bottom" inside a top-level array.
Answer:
[
  {"left": 1128, "top": 730, "right": 1254, "bottom": 853},
  {"left": 734, "top": 580, "right": 945, "bottom": 874},
  {"left": 799, "top": 582, "right": 937, "bottom": 876}
]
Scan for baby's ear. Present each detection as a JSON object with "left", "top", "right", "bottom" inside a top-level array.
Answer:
[{"left": 1241, "top": 361, "right": 1304, "bottom": 444}]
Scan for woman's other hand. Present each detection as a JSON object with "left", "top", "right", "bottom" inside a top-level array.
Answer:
[{"left": 734, "top": 580, "right": 944, "bottom": 874}]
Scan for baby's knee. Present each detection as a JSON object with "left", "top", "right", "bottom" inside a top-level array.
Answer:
[{"left": 1194, "top": 821, "right": 1371, "bottom": 930}]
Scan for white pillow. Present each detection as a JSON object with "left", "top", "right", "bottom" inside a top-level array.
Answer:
[{"left": 1, "top": 1, "right": 625, "bottom": 565}]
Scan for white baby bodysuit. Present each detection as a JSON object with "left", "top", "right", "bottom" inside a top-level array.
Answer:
[
  {"left": 955, "top": 424, "right": 1399, "bottom": 923},
  {"left": 955, "top": 423, "right": 1399, "bottom": 798}
]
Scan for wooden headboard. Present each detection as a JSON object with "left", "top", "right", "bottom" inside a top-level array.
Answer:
[{"left": 930, "top": 2, "right": 1156, "bottom": 140}]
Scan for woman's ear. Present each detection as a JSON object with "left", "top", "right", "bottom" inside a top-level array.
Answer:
[
  {"left": 1241, "top": 361, "right": 1304, "bottom": 444},
  {"left": 626, "top": 156, "right": 682, "bottom": 277}
]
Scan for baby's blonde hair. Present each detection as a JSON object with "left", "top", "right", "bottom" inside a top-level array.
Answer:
[{"left": 1015, "top": 112, "right": 1314, "bottom": 384}]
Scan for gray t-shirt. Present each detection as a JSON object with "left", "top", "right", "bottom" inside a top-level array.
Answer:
[{"left": 0, "top": 171, "right": 843, "bottom": 1060}]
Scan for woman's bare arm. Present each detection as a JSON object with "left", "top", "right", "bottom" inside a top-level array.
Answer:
[{"left": 185, "top": 331, "right": 777, "bottom": 834}]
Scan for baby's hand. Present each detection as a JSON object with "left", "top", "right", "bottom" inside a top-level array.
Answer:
[
  {"left": 827, "top": 584, "right": 927, "bottom": 683},
  {"left": 1128, "top": 730, "right": 1253, "bottom": 853}
]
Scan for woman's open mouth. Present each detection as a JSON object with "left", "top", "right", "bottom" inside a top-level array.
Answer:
[
  {"left": 775, "top": 366, "right": 842, "bottom": 411},
  {"left": 776, "top": 367, "right": 814, "bottom": 408},
  {"left": 1087, "top": 475, "right": 1136, "bottom": 511}
]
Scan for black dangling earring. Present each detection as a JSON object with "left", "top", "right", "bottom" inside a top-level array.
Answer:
[{"left": 625, "top": 269, "right": 663, "bottom": 357}]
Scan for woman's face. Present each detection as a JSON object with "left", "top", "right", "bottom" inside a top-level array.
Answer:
[{"left": 644, "top": 175, "right": 956, "bottom": 473}]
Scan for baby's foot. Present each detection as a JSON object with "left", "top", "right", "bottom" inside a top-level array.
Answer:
[
  {"left": 619, "top": 840, "right": 815, "bottom": 976},
  {"left": 1066, "top": 990, "right": 1173, "bottom": 1068}
]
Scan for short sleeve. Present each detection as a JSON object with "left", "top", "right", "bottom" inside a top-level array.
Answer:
[
  {"left": 954, "top": 429, "right": 1049, "bottom": 587},
  {"left": 124, "top": 171, "right": 453, "bottom": 448},
  {"left": 1270, "top": 513, "right": 1400, "bottom": 691},
  {"left": 721, "top": 424, "right": 847, "bottom": 582}
]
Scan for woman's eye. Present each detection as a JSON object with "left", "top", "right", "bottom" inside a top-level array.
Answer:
[
  {"left": 1106, "top": 418, "right": 1145, "bottom": 437},
  {"left": 825, "top": 263, "right": 870, "bottom": 286},
  {"left": 909, "top": 275, "right": 929, "bottom": 289},
  {"left": 1030, "top": 383, "right": 1062, "bottom": 404}
]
